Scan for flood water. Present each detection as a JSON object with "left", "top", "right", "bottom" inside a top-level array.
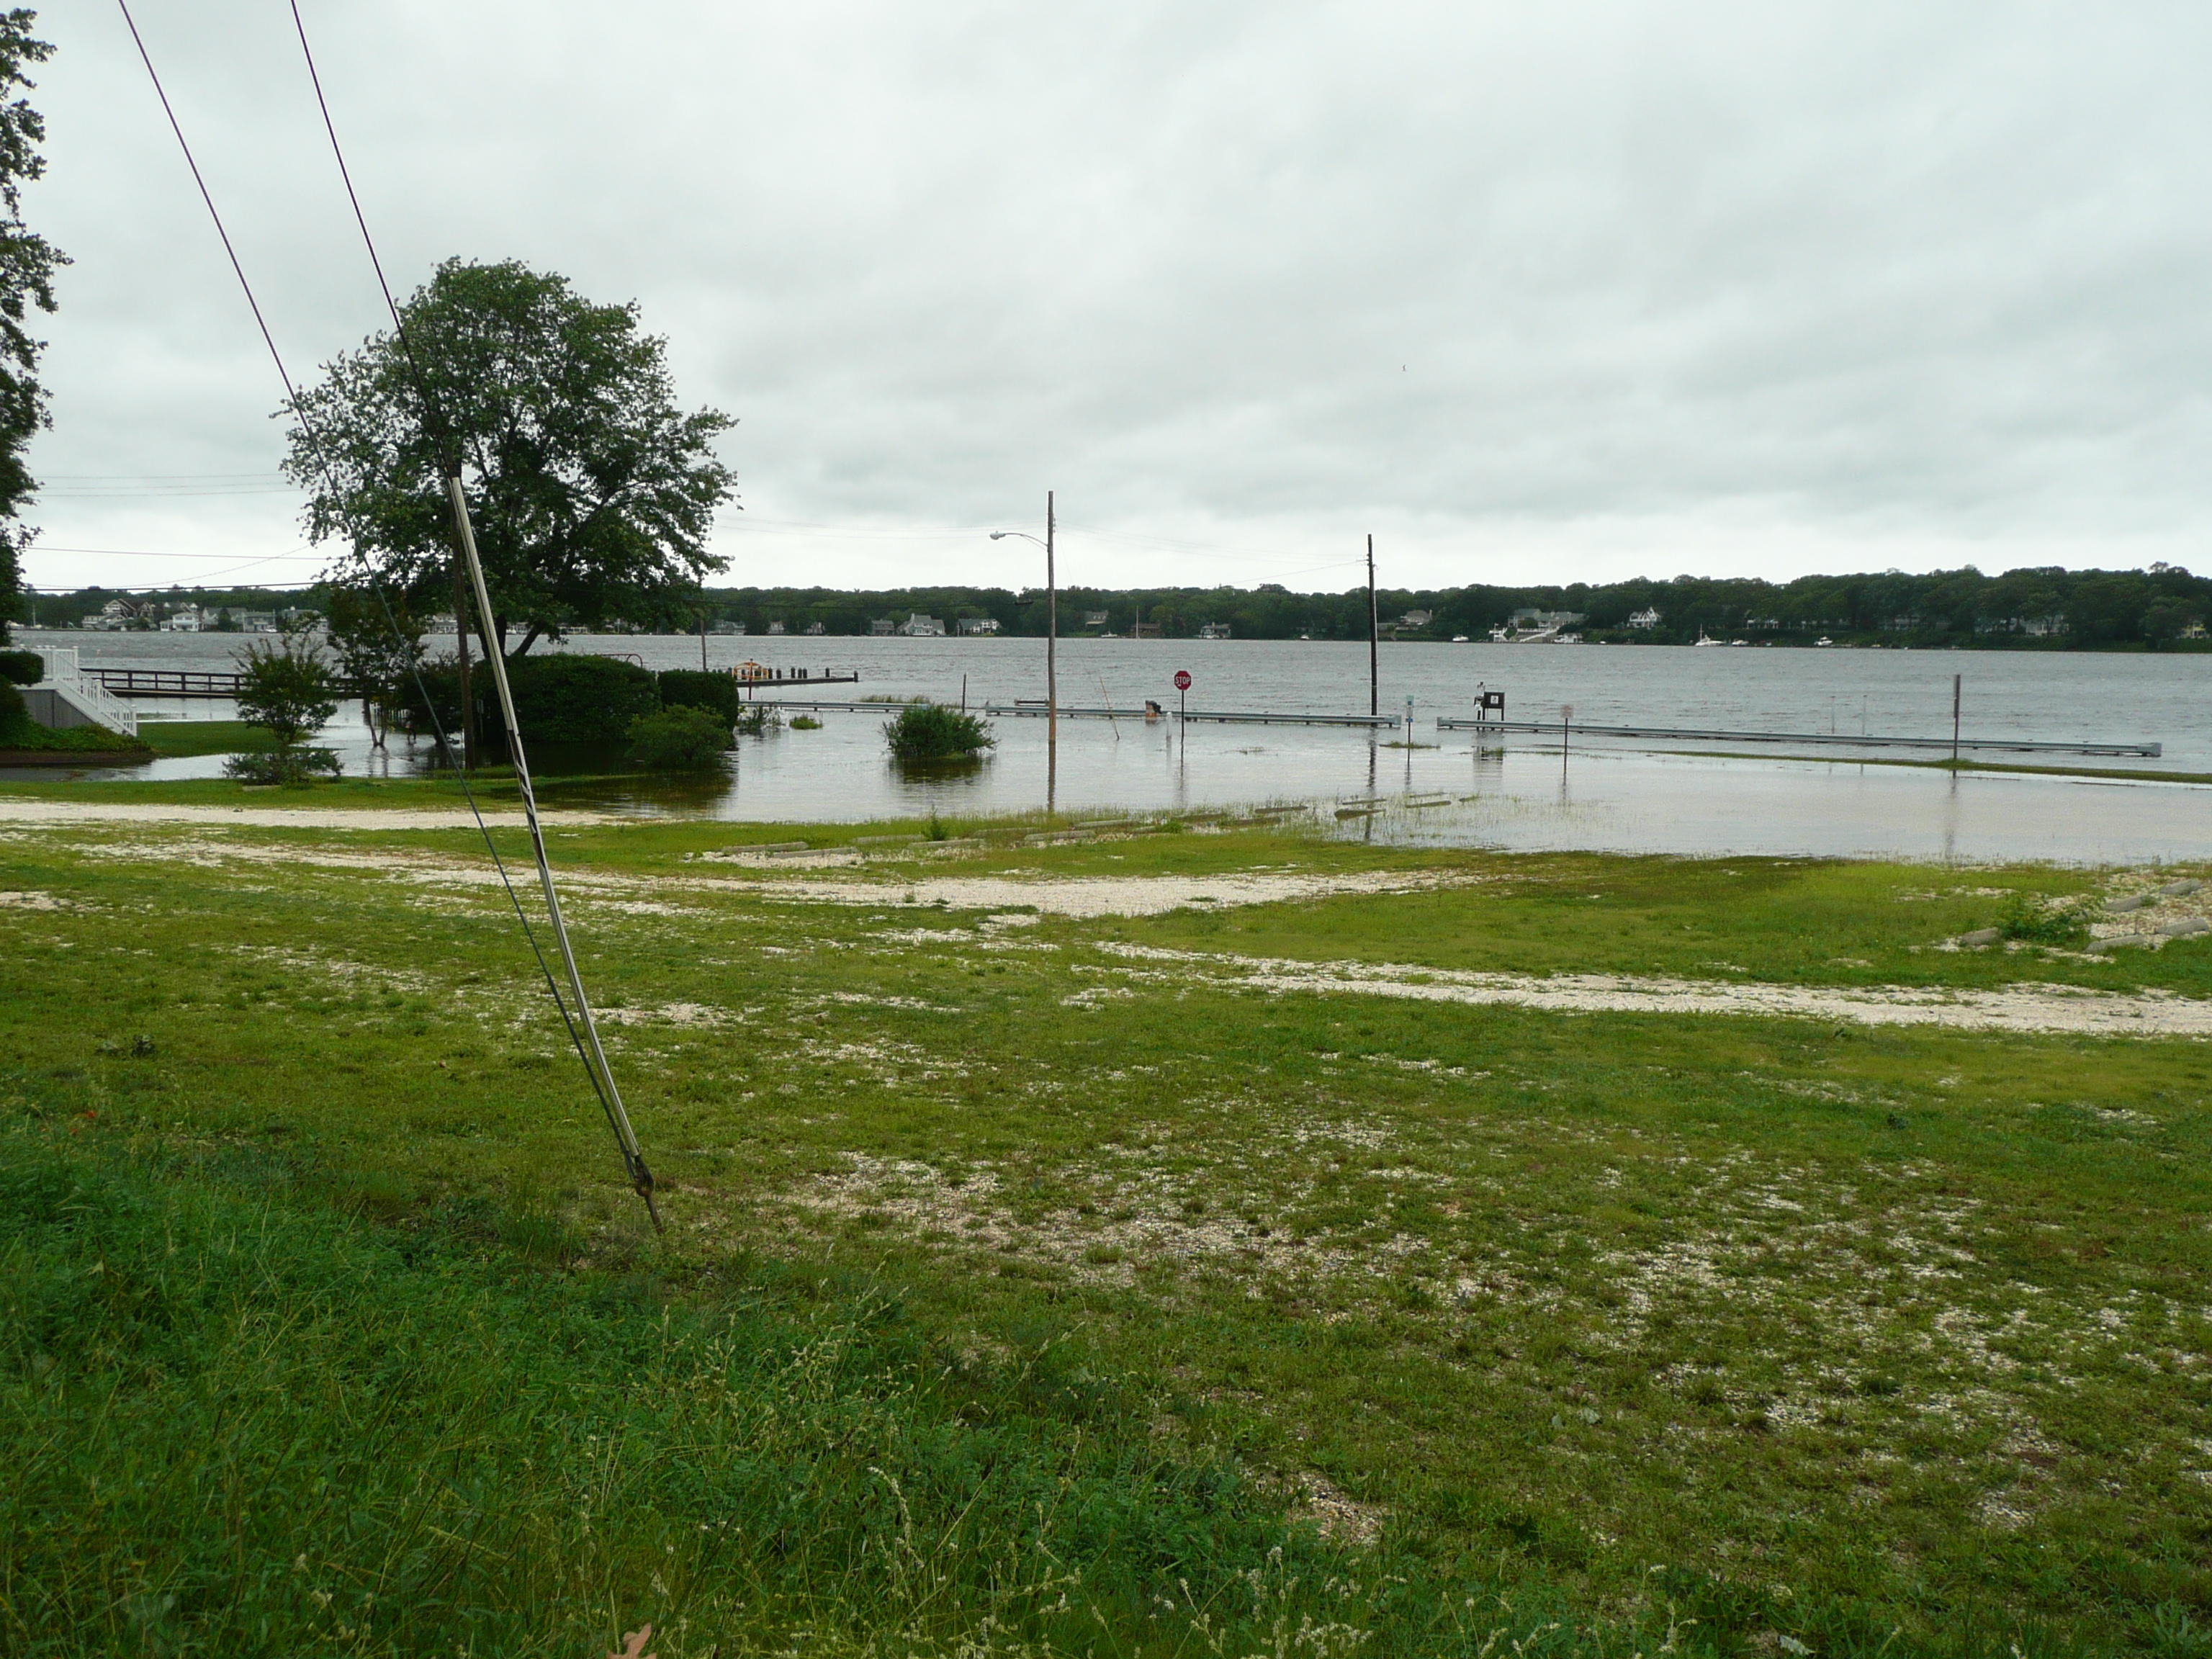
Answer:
[{"left": 17, "top": 629, "right": 2211, "bottom": 865}]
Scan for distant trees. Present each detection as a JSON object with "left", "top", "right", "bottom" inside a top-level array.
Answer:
[
  {"left": 22, "top": 562, "right": 2212, "bottom": 652},
  {"left": 683, "top": 567, "right": 2210, "bottom": 648},
  {"left": 282, "top": 258, "right": 737, "bottom": 663},
  {"left": 0, "top": 12, "right": 66, "bottom": 646}
]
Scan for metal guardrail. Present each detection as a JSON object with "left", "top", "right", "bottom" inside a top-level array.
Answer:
[
  {"left": 985, "top": 702, "right": 1401, "bottom": 727},
  {"left": 1435, "top": 716, "right": 2162, "bottom": 758}
]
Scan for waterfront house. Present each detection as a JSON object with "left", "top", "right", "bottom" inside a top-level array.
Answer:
[{"left": 1509, "top": 608, "right": 1586, "bottom": 631}]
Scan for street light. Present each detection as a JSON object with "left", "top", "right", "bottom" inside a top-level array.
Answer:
[{"left": 989, "top": 491, "right": 1056, "bottom": 810}]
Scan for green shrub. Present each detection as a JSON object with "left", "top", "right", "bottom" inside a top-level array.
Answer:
[
  {"left": 625, "top": 704, "right": 732, "bottom": 769},
  {"left": 1998, "top": 890, "right": 2087, "bottom": 945},
  {"left": 0, "top": 691, "right": 150, "bottom": 755},
  {"left": 0, "top": 648, "right": 40, "bottom": 686},
  {"left": 657, "top": 667, "right": 740, "bottom": 722},
  {"left": 234, "top": 626, "right": 338, "bottom": 747},
  {"left": 402, "top": 653, "right": 660, "bottom": 749},
  {"left": 884, "top": 703, "right": 993, "bottom": 762},
  {"left": 221, "top": 746, "right": 344, "bottom": 785},
  {"left": 790, "top": 714, "right": 823, "bottom": 730},
  {"left": 6, "top": 725, "right": 151, "bottom": 755}
]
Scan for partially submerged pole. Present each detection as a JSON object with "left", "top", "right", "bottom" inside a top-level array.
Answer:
[
  {"left": 1951, "top": 673, "right": 1962, "bottom": 766},
  {"left": 1367, "top": 534, "right": 1379, "bottom": 719},
  {"left": 1047, "top": 490, "right": 1058, "bottom": 813}
]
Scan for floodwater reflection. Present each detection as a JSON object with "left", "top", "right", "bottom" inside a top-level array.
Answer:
[{"left": 31, "top": 693, "right": 2212, "bottom": 865}]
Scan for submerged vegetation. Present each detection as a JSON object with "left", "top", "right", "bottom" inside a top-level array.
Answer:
[
  {"left": 0, "top": 806, "right": 2206, "bottom": 1654},
  {"left": 624, "top": 703, "right": 732, "bottom": 769},
  {"left": 884, "top": 701, "right": 993, "bottom": 762}
]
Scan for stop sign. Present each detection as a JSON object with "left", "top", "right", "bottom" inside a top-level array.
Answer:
[{"left": 1173, "top": 669, "right": 1192, "bottom": 691}]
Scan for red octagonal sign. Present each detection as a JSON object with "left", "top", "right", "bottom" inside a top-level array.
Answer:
[{"left": 1173, "top": 669, "right": 1192, "bottom": 691}]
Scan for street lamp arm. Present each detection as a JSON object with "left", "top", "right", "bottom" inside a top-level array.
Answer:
[{"left": 989, "top": 530, "right": 1046, "bottom": 549}]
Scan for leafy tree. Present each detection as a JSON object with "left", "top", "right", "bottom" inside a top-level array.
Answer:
[
  {"left": 234, "top": 621, "right": 338, "bottom": 747},
  {"left": 323, "top": 583, "right": 425, "bottom": 747},
  {"left": 0, "top": 11, "right": 65, "bottom": 645},
  {"left": 283, "top": 258, "right": 736, "bottom": 662},
  {"left": 2140, "top": 597, "right": 2197, "bottom": 649}
]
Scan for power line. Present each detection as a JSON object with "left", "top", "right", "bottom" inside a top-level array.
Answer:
[
  {"left": 117, "top": 0, "right": 657, "bottom": 1225},
  {"left": 284, "top": 0, "right": 659, "bottom": 1222}
]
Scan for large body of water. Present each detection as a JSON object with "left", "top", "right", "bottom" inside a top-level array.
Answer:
[{"left": 19, "top": 629, "right": 2211, "bottom": 865}]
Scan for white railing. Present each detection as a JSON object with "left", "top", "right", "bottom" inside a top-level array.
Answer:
[{"left": 35, "top": 646, "right": 139, "bottom": 737}]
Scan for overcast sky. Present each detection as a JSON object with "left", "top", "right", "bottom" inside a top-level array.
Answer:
[{"left": 22, "top": 2, "right": 2212, "bottom": 596}]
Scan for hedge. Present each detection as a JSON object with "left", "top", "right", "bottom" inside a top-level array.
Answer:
[
  {"left": 657, "top": 667, "right": 741, "bottom": 722},
  {"left": 402, "top": 654, "right": 660, "bottom": 748}
]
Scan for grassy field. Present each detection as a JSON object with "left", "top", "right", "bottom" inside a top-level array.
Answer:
[
  {"left": 1, "top": 800, "right": 2208, "bottom": 1657},
  {"left": 133, "top": 718, "right": 276, "bottom": 758}
]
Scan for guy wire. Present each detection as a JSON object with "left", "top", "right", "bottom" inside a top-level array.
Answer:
[
  {"left": 115, "top": 0, "right": 660, "bottom": 1228},
  {"left": 284, "top": 0, "right": 657, "bottom": 1223}
]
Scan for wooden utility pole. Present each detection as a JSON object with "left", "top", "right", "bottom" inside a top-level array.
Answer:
[
  {"left": 1367, "top": 533, "right": 1380, "bottom": 719},
  {"left": 449, "top": 556, "right": 477, "bottom": 770},
  {"left": 1047, "top": 490, "right": 1058, "bottom": 807}
]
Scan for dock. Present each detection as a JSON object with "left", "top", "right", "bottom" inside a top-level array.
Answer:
[
  {"left": 736, "top": 667, "right": 859, "bottom": 693},
  {"left": 84, "top": 668, "right": 255, "bottom": 698},
  {"left": 1434, "top": 717, "right": 2162, "bottom": 759}
]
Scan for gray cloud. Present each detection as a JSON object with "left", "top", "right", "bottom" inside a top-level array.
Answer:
[{"left": 23, "top": 1, "right": 2212, "bottom": 595}]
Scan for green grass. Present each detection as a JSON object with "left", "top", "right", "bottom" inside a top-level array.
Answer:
[
  {"left": 1, "top": 1125, "right": 1392, "bottom": 1659},
  {"left": 134, "top": 718, "right": 276, "bottom": 758},
  {"left": 1, "top": 818, "right": 2208, "bottom": 1655}
]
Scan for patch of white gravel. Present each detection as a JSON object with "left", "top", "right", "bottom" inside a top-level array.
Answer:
[
  {"left": 750, "top": 868, "right": 1485, "bottom": 918},
  {"left": 0, "top": 889, "right": 73, "bottom": 909},
  {"left": 1091, "top": 943, "right": 2212, "bottom": 1038},
  {"left": 0, "top": 799, "right": 607, "bottom": 830}
]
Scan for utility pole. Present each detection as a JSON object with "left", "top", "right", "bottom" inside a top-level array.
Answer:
[
  {"left": 1047, "top": 489, "right": 1058, "bottom": 809},
  {"left": 449, "top": 554, "right": 477, "bottom": 770},
  {"left": 698, "top": 604, "right": 709, "bottom": 673},
  {"left": 1951, "top": 673, "right": 1962, "bottom": 766},
  {"left": 1367, "top": 533, "right": 1380, "bottom": 719}
]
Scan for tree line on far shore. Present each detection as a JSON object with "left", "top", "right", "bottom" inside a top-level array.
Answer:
[
  {"left": 21, "top": 563, "right": 2212, "bottom": 652},
  {"left": 681, "top": 565, "right": 2212, "bottom": 649}
]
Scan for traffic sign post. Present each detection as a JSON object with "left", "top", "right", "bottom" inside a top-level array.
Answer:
[{"left": 1173, "top": 668, "right": 1192, "bottom": 724}]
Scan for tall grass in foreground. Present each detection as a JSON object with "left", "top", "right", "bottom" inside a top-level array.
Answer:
[
  {"left": 0, "top": 1121, "right": 1454, "bottom": 1659},
  {"left": 1, "top": 1111, "right": 2149, "bottom": 1658}
]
